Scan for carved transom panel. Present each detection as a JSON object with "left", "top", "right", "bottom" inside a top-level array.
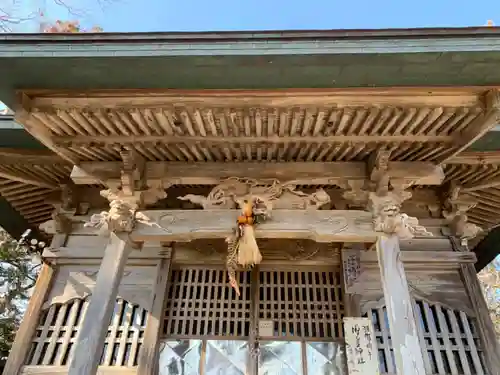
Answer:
[{"left": 186, "top": 238, "right": 341, "bottom": 261}]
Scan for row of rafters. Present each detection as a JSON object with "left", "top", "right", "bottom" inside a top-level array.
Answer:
[
  {"left": 15, "top": 88, "right": 500, "bottom": 165},
  {"left": 0, "top": 149, "right": 72, "bottom": 226}
]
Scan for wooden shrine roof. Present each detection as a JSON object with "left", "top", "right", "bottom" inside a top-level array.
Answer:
[{"left": 3, "top": 27, "right": 500, "bottom": 268}]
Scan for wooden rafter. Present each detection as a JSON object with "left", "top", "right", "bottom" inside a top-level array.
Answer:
[
  {"left": 14, "top": 88, "right": 491, "bottom": 165},
  {"left": 439, "top": 89, "right": 500, "bottom": 164}
]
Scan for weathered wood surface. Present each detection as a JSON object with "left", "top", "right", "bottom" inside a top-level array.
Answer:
[
  {"left": 71, "top": 161, "right": 444, "bottom": 186},
  {"left": 361, "top": 250, "right": 476, "bottom": 267},
  {"left": 20, "top": 366, "right": 136, "bottom": 375},
  {"left": 456, "top": 239, "right": 500, "bottom": 375},
  {"left": 28, "top": 87, "right": 485, "bottom": 108},
  {"left": 342, "top": 250, "right": 367, "bottom": 293},
  {"left": 359, "top": 269, "right": 473, "bottom": 317},
  {"left": 3, "top": 264, "right": 55, "bottom": 375},
  {"left": 137, "top": 247, "right": 172, "bottom": 375},
  {"left": 62, "top": 209, "right": 385, "bottom": 242},
  {"left": 43, "top": 264, "right": 156, "bottom": 310},
  {"left": 346, "top": 249, "right": 473, "bottom": 315},
  {"left": 344, "top": 317, "right": 380, "bottom": 375},
  {"left": 68, "top": 232, "right": 132, "bottom": 375},
  {"left": 377, "top": 235, "right": 426, "bottom": 375}
]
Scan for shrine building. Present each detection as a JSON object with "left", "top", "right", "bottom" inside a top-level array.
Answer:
[{"left": 1, "top": 27, "right": 500, "bottom": 375}]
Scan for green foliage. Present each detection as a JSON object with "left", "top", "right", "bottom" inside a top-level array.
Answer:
[
  {"left": 0, "top": 230, "right": 40, "bottom": 369},
  {"left": 478, "top": 259, "right": 500, "bottom": 337}
]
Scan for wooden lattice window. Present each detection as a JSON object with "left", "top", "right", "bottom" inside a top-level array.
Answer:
[
  {"left": 26, "top": 298, "right": 147, "bottom": 367},
  {"left": 366, "top": 300, "right": 488, "bottom": 375},
  {"left": 163, "top": 267, "right": 251, "bottom": 338},
  {"left": 259, "top": 269, "right": 344, "bottom": 339}
]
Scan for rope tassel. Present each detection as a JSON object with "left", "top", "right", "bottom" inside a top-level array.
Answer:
[
  {"left": 226, "top": 197, "right": 269, "bottom": 296},
  {"left": 237, "top": 224, "right": 262, "bottom": 266}
]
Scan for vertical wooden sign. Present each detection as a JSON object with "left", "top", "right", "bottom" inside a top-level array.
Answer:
[
  {"left": 344, "top": 317, "right": 380, "bottom": 375},
  {"left": 342, "top": 249, "right": 363, "bottom": 293}
]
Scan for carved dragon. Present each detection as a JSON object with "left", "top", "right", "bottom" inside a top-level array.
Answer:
[{"left": 178, "top": 177, "right": 331, "bottom": 210}]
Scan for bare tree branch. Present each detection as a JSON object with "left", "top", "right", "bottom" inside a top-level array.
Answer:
[{"left": 0, "top": 0, "right": 111, "bottom": 32}]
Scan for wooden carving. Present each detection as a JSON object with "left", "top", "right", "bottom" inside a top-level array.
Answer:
[
  {"left": 368, "top": 189, "right": 432, "bottom": 239},
  {"left": 442, "top": 182, "right": 482, "bottom": 246},
  {"left": 84, "top": 148, "right": 167, "bottom": 236},
  {"left": 342, "top": 149, "right": 432, "bottom": 239},
  {"left": 184, "top": 239, "right": 340, "bottom": 261},
  {"left": 84, "top": 189, "right": 158, "bottom": 236},
  {"left": 178, "top": 177, "right": 331, "bottom": 210}
]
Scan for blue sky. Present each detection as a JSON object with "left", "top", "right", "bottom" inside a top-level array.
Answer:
[{"left": 20, "top": 0, "right": 499, "bottom": 33}]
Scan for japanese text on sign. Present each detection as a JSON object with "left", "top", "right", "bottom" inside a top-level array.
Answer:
[{"left": 344, "top": 317, "right": 380, "bottom": 375}]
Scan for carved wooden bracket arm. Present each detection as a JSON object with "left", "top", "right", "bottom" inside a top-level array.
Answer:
[
  {"left": 342, "top": 149, "right": 433, "bottom": 239},
  {"left": 440, "top": 181, "right": 483, "bottom": 246}
]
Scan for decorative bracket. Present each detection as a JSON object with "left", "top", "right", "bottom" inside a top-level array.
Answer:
[
  {"left": 441, "top": 181, "right": 482, "bottom": 246},
  {"left": 84, "top": 148, "right": 167, "bottom": 236},
  {"left": 40, "top": 182, "right": 90, "bottom": 235},
  {"left": 342, "top": 149, "right": 433, "bottom": 239}
]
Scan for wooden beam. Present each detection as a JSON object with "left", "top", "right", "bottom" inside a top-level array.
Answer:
[
  {"left": 3, "top": 264, "right": 55, "bottom": 375},
  {"left": 92, "top": 209, "right": 377, "bottom": 243},
  {"left": 362, "top": 249, "right": 476, "bottom": 266},
  {"left": 47, "top": 210, "right": 454, "bottom": 244},
  {"left": 71, "top": 161, "right": 445, "bottom": 186},
  {"left": 68, "top": 232, "right": 133, "bottom": 375},
  {"left": 137, "top": 245, "right": 172, "bottom": 375},
  {"left": 54, "top": 134, "right": 454, "bottom": 148},
  {"left": 0, "top": 148, "right": 66, "bottom": 165},
  {"left": 376, "top": 235, "right": 427, "bottom": 375},
  {"left": 27, "top": 88, "right": 484, "bottom": 108}
]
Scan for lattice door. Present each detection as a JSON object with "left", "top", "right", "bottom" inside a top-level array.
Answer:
[
  {"left": 163, "top": 267, "right": 251, "bottom": 338},
  {"left": 258, "top": 268, "right": 344, "bottom": 340},
  {"left": 161, "top": 266, "right": 345, "bottom": 375}
]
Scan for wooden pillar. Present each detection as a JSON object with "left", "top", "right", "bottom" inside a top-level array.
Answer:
[
  {"left": 377, "top": 235, "right": 426, "bottom": 375},
  {"left": 248, "top": 266, "right": 260, "bottom": 375},
  {"left": 137, "top": 244, "right": 173, "bottom": 375},
  {"left": 341, "top": 249, "right": 362, "bottom": 317},
  {"left": 68, "top": 232, "right": 132, "bottom": 375},
  {"left": 3, "top": 263, "right": 55, "bottom": 375},
  {"left": 452, "top": 238, "right": 500, "bottom": 375}
]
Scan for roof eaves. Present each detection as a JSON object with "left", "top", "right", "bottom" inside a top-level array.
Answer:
[
  {"left": 2, "top": 34, "right": 500, "bottom": 58},
  {"left": 2, "top": 26, "right": 500, "bottom": 43}
]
